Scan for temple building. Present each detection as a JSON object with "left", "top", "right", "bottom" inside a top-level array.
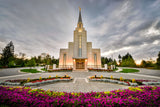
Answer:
[{"left": 59, "top": 8, "right": 101, "bottom": 71}]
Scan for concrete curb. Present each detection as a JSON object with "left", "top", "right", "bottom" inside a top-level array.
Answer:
[{"left": 115, "top": 68, "right": 122, "bottom": 72}]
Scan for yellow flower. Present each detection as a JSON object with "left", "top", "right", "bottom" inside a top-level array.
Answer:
[
  {"left": 104, "top": 91, "right": 110, "bottom": 95},
  {"left": 49, "top": 75, "right": 51, "bottom": 79},
  {"left": 27, "top": 78, "right": 30, "bottom": 82},
  {"left": 24, "top": 87, "right": 31, "bottom": 90},
  {"left": 128, "top": 87, "right": 143, "bottom": 92},
  {"left": 56, "top": 75, "right": 58, "bottom": 78},
  {"left": 39, "top": 76, "right": 42, "bottom": 80},
  {"left": 120, "top": 77, "right": 123, "bottom": 81},
  {"left": 152, "top": 86, "right": 157, "bottom": 90},
  {"left": 116, "top": 89, "right": 122, "bottom": 92},
  {"left": 110, "top": 75, "right": 113, "bottom": 79},
  {"left": 9, "top": 87, "right": 13, "bottom": 90},
  {"left": 132, "top": 79, "right": 135, "bottom": 83},
  {"left": 71, "top": 92, "right": 74, "bottom": 95},
  {"left": 59, "top": 92, "right": 65, "bottom": 96},
  {"left": 100, "top": 75, "right": 103, "bottom": 78},
  {"left": 16, "top": 86, "right": 20, "bottom": 88}
]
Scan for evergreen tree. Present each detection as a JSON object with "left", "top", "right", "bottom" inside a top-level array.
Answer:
[
  {"left": 113, "top": 59, "right": 118, "bottom": 65},
  {"left": 37, "top": 56, "right": 41, "bottom": 63},
  {"left": 55, "top": 59, "right": 59, "bottom": 65},
  {"left": 108, "top": 58, "right": 113, "bottom": 63},
  {"left": 121, "top": 53, "right": 136, "bottom": 67},
  {"left": 101, "top": 57, "right": 105, "bottom": 66},
  {"left": 25, "top": 58, "right": 36, "bottom": 69},
  {"left": 118, "top": 54, "right": 122, "bottom": 65},
  {"left": 140, "top": 60, "right": 147, "bottom": 68},
  {"left": 101, "top": 57, "right": 116, "bottom": 66},
  {"left": 1, "top": 41, "right": 14, "bottom": 66},
  {"left": 156, "top": 51, "right": 160, "bottom": 68},
  {"left": 105, "top": 57, "right": 109, "bottom": 64},
  {"left": 8, "top": 60, "right": 15, "bottom": 67}
]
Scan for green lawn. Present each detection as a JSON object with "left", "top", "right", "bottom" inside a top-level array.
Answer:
[
  {"left": 113, "top": 68, "right": 118, "bottom": 71},
  {"left": 20, "top": 69, "right": 41, "bottom": 73},
  {"left": 41, "top": 68, "right": 48, "bottom": 71},
  {"left": 120, "top": 68, "right": 139, "bottom": 73}
]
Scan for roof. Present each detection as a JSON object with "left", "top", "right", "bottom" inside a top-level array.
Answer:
[{"left": 78, "top": 7, "right": 82, "bottom": 23}]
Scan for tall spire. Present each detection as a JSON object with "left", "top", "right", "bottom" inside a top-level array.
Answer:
[{"left": 78, "top": 7, "right": 82, "bottom": 23}]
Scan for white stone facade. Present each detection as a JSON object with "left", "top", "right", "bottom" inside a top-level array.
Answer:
[{"left": 59, "top": 8, "right": 101, "bottom": 70}]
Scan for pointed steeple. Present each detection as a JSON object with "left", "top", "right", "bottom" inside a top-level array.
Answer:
[{"left": 78, "top": 7, "right": 82, "bottom": 23}]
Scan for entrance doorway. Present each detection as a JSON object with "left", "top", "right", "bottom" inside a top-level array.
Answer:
[{"left": 76, "top": 59, "right": 85, "bottom": 69}]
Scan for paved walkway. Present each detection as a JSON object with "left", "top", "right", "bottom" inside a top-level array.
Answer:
[
  {"left": 33, "top": 78, "right": 129, "bottom": 92},
  {"left": 119, "top": 67, "right": 160, "bottom": 77},
  {"left": 0, "top": 69, "right": 160, "bottom": 92},
  {"left": 0, "top": 67, "right": 43, "bottom": 77}
]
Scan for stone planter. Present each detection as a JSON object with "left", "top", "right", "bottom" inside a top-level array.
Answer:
[
  {"left": 89, "top": 78, "right": 159, "bottom": 86},
  {"left": 24, "top": 78, "right": 72, "bottom": 86},
  {"left": 142, "top": 82, "right": 160, "bottom": 85},
  {"left": 3, "top": 82, "right": 21, "bottom": 86},
  {"left": 1, "top": 78, "right": 73, "bottom": 86}
]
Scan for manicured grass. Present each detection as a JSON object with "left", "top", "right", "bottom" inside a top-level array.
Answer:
[
  {"left": 120, "top": 68, "right": 139, "bottom": 73},
  {"left": 41, "top": 68, "right": 48, "bottom": 71},
  {"left": 20, "top": 69, "right": 41, "bottom": 73},
  {"left": 113, "top": 68, "right": 118, "bottom": 71}
]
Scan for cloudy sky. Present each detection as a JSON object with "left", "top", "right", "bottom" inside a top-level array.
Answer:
[{"left": 0, "top": 0, "right": 160, "bottom": 63}]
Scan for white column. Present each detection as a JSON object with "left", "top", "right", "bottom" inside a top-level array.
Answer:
[
  {"left": 47, "top": 65, "right": 50, "bottom": 70},
  {"left": 53, "top": 64, "right": 56, "bottom": 69},
  {"left": 113, "top": 65, "right": 115, "bottom": 69},
  {"left": 104, "top": 64, "right": 108, "bottom": 69},
  {"left": 111, "top": 65, "right": 113, "bottom": 70}
]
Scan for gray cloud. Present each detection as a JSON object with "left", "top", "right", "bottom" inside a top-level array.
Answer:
[{"left": 0, "top": 0, "right": 160, "bottom": 62}]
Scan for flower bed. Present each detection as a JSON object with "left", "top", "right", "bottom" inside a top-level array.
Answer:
[
  {"left": 89, "top": 75, "right": 160, "bottom": 86},
  {"left": 0, "top": 86, "right": 160, "bottom": 106},
  {"left": 88, "top": 68, "right": 113, "bottom": 72},
  {"left": 48, "top": 68, "right": 73, "bottom": 72},
  {"left": 0, "top": 75, "right": 72, "bottom": 86}
]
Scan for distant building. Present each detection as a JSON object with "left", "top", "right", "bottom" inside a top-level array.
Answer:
[
  {"left": 59, "top": 8, "right": 101, "bottom": 71},
  {"left": 40, "top": 53, "right": 51, "bottom": 60},
  {"left": 15, "top": 52, "right": 27, "bottom": 59}
]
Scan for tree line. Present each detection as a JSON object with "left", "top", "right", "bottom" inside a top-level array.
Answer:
[
  {"left": 102, "top": 52, "right": 160, "bottom": 69},
  {"left": 0, "top": 41, "right": 160, "bottom": 69},
  {"left": 0, "top": 41, "right": 59, "bottom": 68}
]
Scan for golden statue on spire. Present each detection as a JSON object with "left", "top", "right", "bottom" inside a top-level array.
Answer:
[{"left": 79, "top": 7, "right": 81, "bottom": 11}]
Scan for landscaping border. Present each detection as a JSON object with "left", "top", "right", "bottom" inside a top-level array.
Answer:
[
  {"left": 0, "top": 76, "right": 73, "bottom": 86},
  {"left": 89, "top": 76, "right": 160, "bottom": 86}
]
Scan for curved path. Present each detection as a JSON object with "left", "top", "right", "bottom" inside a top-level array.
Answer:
[
  {"left": 0, "top": 67, "right": 42, "bottom": 77},
  {"left": 0, "top": 68, "right": 160, "bottom": 92},
  {"left": 119, "top": 67, "right": 160, "bottom": 77}
]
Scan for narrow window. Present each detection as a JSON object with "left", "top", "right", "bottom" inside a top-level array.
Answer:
[
  {"left": 78, "top": 35, "right": 82, "bottom": 57},
  {"left": 94, "top": 54, "right": 97, "bottom": 66},
  {"left": 63, "top": 54, "right": 66, "bottom": 66}
]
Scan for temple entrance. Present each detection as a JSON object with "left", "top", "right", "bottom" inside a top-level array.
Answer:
[{"left": 76, "top": 59, "right": 85, "bottom": 69}]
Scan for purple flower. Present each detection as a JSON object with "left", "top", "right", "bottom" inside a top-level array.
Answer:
[{"left": 0, "top": 86, "right": 160, "bottom": 107}]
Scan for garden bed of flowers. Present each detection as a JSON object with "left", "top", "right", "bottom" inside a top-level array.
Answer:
[
  {"left": 0, "top": 86, "right": 160, "bottom": 106},
  {"left": 88, "top": 68, "right": 113, "bottom": 72},
  {"left": 48, "top": 68, "right": 73, "bottom": 72},
  {"left": 0, "top": 75, "right": 72, "bottom": 86},
  {"left": 89, "top": 75, "right": 160, "bottom": 86}
]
